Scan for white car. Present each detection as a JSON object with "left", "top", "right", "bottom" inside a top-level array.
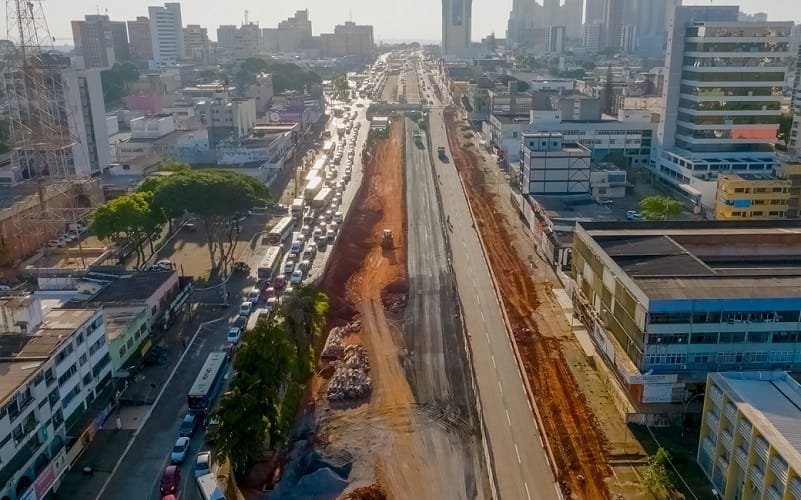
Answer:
[
  {"left": 290, "top": 270, "right": 304, "bottom": 284},
  {"left": 247, "top": 288, "right": 261, "bottom": 303},
  {"left": 170, "top": 436, "right": 190, "bottom": 464},
  {"left": 239, "top": 301, "right": 253, "bottom": 316},
  {"left": 47, "top": 238, "right": 65, "bottom": 248},
  {"left": 334, "top": 211, "right": 343, "bottom": 223},
  {"left": 194, "top": 451, "right": 211, "bottom": 478},
  {"left": 284, "top": 260, "right": 295, "bottom": 274},
  {"left": 227, "top": 327, "right": 242, "bottom": 345}
]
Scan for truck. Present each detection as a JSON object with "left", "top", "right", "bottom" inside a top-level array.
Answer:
[
  {"left": 290, "top": 198, "right": 305, "bottom": 218},
  {"left": 303, "top": 177, "right": 323, "bottom": 201},
  {"left": 312, "top": 187, "right": 334, "bottom": 209}
]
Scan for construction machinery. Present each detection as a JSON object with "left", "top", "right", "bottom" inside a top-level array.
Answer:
[{"left": 381, "top": 229, "right": 394, "bottom": 249}]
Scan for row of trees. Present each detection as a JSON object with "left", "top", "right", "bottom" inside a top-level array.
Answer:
[
  {"left": 100, "top": 61, "right": 140, "bottom": 108},
  {"left": 210, "top": 285, "right": 329, "bottom": 477},
  {"left": 91, "top": 161, "right": 269, "bottom": 273}
]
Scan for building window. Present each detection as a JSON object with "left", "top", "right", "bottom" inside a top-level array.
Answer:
[{"left": 45, "top": 368, "right": 55, "bottom": 386}]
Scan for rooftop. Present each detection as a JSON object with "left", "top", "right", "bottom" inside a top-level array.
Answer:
[
  {"left": 579, "top": 221, "right": 801, "bottom": 301},
  {"left": 90, "top": 271, "right": 176, "bottom": 304},
  {"left": 711, "top": 371, "right": 801, "bottom": 470},
  {"left": 104, "top": 306, "right": 148, "bottom": 342},
  {"left": 0, "top": 308, "right": 97, "bottom": 405}
]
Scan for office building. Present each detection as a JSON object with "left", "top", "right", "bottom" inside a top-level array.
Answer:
[
  {"left": 216, "top": 25, "right": 239, "bottom": 52},
  {"left": 714, "top": 173, "right": 791, "bottom": 220},
  {"left": 183, "top": 24, "right": 209, "bottom": 62},
  {"left": 238, "top": 23, "right": 261, "bottom": 58},
  {"left": 320, "top": 21, "right": 375, "bottom": 58},
  {"left": 519, "top": 133, "right": 591, "bottom": 195},
  {"left": 127, "top": 16, "right": 153, "bottom": 63},
  {"left": 584, "top": 22, "right": 602, "bottom": 53},
  {"left": 71, "top": 15, "right": 129, "bottom": 68},
  {"left": 698, "top": 371, "right": 801, "bottom": 499},
  {"left": 563, "top": 0, "right": 585, "bottom": 39},
  {"left": 602, "top": 0, "right": 624, "bottom": 50},
  {"left": 572, "top": 221, "right": 801, "bottom": 414},
  {"left": 3, "top": 57, "right": 110, "bottom": 178},
  {"left": 654, "top": 6, "right": 793, "bottom": 212},
  {"left": 261, "top": 10, "right": 313, "bottom": 53},
  {"left": 621, "top": 25, "right": 637, "bottom": 53},
  {"left": 546, "top": 26, "right": 566, "bottom": 54},
  {"left": 148, "top": 2, "right": 184, "bottom": 67},
  {"left": 442, "top": 0, "right": 472, "bottom": 55},
  {"left": 0, "top": 296, "right": 112, "bottom": 500},
  {"left": 625, "top": 0, "right": 679, "bottom": 57},
  {"left": 585, "top": 0, "right": 605, "bottom": 25}
]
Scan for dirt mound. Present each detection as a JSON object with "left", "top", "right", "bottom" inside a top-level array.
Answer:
[
  {"left": 444, "top": 109, "right": 612, "bottom": 499},
  {"left": 340, "top": 484, "right": 387, "bottom": 500},
  {"left": 380, "top": 278, "right": 408, "bottom": 313}
]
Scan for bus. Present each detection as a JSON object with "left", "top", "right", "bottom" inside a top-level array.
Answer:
[
  {"left": 312, "top": 187, "right": 334, "bottom": 209},
  {"left": 196, "top": 473, "right": 225, "bottom": 500},
  {"left": 257, "top": 246, "right": 283, "bottom": 282},
  {"left": 303, "top": 177, "right": 323, "bottom": 201},
  {"left": 187, "top": 352, "right": 228, "bottom": 415},
  {"left": 265, "top": 216, "right": 294, "bottom": 245}
]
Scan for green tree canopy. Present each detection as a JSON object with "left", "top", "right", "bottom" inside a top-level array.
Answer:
[
  {"left": 639, "top": 195, "right": 683, "bottom": 220},
  {"left": 234, "top": 58, "right": 321, "bottom": 94},
  {"left": 91, "top": 192, "right": 161, "bottom": 267},
  {"left": 100, "top": 61, "right": 140, "bottom": 108},
  {"left": 778, "top": 112, "right": 793, "bottom": 149},
  {"left": 279, "top": 284, "right": 329, "bottom": 378}
]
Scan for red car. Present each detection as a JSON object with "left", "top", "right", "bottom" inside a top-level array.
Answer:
[{"left": 160, "top": 465, "right": 180, "bottom": 496}]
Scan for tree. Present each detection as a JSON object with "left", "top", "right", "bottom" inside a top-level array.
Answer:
[
  {"left": 91, "top": 192, "right": 162, "bottom": 267},
  {"left": 149, "top": 170, "right": 269, "bottom": 274},
  {"left": 100, "top": 62, "right": 140, "bottom": 108},
  {"left": 602, "top": 65, "right": 615, "bottom": 115},
  {"left": 279, "top": 284, "right": 329, "bottom": 377},
  {"left": 778, "top": 112, "right": 794, "bottom": 149},
  {"left": 639, "top": 195, "right": 683, "bottom": 220},
  {"left": 642, "top": 447, "right": 678, "bottom": 496}
]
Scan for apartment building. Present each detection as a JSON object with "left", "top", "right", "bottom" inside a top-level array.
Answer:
[
  {"left": 71, "top": 15, "right": 129, "bottom": 69},
  {"left": 714, "top": 173, "right": 791, "bottom": 220},
  {"left": 127, "top": 16, "right": 153, "bottom": 64},
  {"left": 571, "top": 222, "right": 801, "bottom": 418},
  {"left": 183, "top": 24, "right": 210, "bottom": 63},
  {"left": 698, "top": 371, "right": 801, "bottom": 500},
  {"left": 0, "top": 296, "right": 112, "bottom": 500},
  {"left": 519, "top": 132, "right": 591, "bottom": 195},
  {"left": 653, "top": 6, "right": 793, "bottom": 212},
  {"left": 148, "top": 3, "right": 184, "bottom": 67},
  {"left": 775, "top": 161, "right": 801, "bottom": 217}
]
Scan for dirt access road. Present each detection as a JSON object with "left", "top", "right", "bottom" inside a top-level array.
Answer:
[
  {"left": 443, "top": 110, "right": 612, "bottom": 499},
  {"left": 319, "top": 118, "right": 488, "bottom": 499}
]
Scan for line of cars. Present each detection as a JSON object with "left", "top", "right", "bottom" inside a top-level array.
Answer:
[
  {"left": 160, "top": 412, "right": 212, "bottom": 499},
  {"left": 47, "top": 222, "right": 88, "bottom": 248}
]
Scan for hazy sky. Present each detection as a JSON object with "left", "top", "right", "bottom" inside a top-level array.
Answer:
[{"left": 9, "top": 0, "right": 801, "bottom": 45}]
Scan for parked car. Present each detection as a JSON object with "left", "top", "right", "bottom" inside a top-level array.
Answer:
[
  {"left": 160, "top": 465, "right": 181, "bottom": 496},
  {"left": 233, "top": 315, "right": 247, "bottom": 330},
  {"left": 155, "top": 259, "right": 174, "bottom": 270},
  {"left": 47, "top": 238, "right": 65, "bottom": 248},
  {"left": 290, "top": 270, "right": 304, "bottom": 284},
  {"left": 626, "top": 210, "right": 644, "bottom": 221},
  {"left": 0, "top": 285, "right": 11, "bottom": 291},
  {"left": 179, "top": 413, "right": 199, "bottom": 437},
  {"left": 170, "top": 436, "right": 190, "bottom": 464},
  {"left": 239, "top": 301, "right": 253, "bottom": 317},
  {"left": 227, "top": 326, "right": 242, "bottom": 345},
  {"left": 194, "top": 451, "right": 211, "bottom": 478}
]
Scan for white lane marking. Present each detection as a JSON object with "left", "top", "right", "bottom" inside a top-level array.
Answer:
[
  {"left": 485, "top": 332, "right": 491, "bottom": 344},
  {"left": 525, "top": 483, "right": 532, "bottom": 500},
  {"left": 491, "top": 354, "right": 496, "bottom": 368},
  {"left": 480, "top": 311, "right": 485, "bottom": 322},
  {"left": 515, "top": 443, "right": 522, "bottom": 464},
  {"left": 506, "top": 409, "right": 512, "bottom": 427},
  {"left": 476, "top": 294, "right": 480, "bottom": 305},
  {"left": 498, "top": 380, "right": 503, "bottom": 394}
]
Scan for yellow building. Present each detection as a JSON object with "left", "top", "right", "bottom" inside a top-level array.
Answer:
[
  {"left": 775, "top": 161, "right": 801, "bottom": 218},
  {"left": 714, "top": 173, "right": 791, "bottom": 220}
]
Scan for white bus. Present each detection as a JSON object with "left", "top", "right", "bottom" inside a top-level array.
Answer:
[
  {"left": 303, "top": 177, "right": 323, "bottom": 201},
  {"left": 257, "top": 246, "right": 283, "bottom": 282},
  {"left": 312, "top": 187, "right": 334, "bottom": 209},
  {"left": 265, "top": 216, "right": 294, "bottom": 245}
]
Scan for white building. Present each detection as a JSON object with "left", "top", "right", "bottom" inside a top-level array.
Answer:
[
  {"left": 130, "top": 114, "right": 176, "bottom": 139},
  {"left": 148, "top": 2, "right": 184, "bottom": 68},
  {"left": 653, "top": 6, "right": 793, "bottom": 212},
  {"left": 519, "top": 132, "right": 591, "bottom": 195},
  {"left": 546, "top": 25, "right": 566, "bottom": 53},
  {"left": 698, "top": 371, "right": 801, "bottom": 500},
  {"left": 0, "top": 295, "right": 112, "bottom": 500}
]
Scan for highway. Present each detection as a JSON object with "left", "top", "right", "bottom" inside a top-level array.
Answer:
[
  {"left": 404, "top": 118, "right": 488, "bottom": 496},
  {"left": 424, "top": 66, "right": 559, "bottom": 499}
]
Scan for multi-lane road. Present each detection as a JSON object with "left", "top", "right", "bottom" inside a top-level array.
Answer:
[{"left": 422, "top": 65, "right": 559, "bottom": 499}]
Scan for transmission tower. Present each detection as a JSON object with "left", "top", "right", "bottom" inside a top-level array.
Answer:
[{"left": 4, "top": 0, "right": 94, "bottom": 269}]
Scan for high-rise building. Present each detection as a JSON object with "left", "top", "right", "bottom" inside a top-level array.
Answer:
[
  {"left": 585, "top": 0, "right": 605, "bottom": 25},
  {"left": 262, "top": 10, "right": 313, "bottom": 53},
  {"left": 217, "top": 25, "right": 238, "bottom": 52},
  {"left": 546, "top": 26, "right": 566, "bottom": 54},
  {"left": 442, "top": 0, "right": 472, "bottom": 55},
  {"left": 127, "top": 16, "right": 153, "bottom": 63},
  {"left": 183, "top": 25, "right": 210, "bottom": 62},
  {"left": 148, "top": 2, "right": 184, "bottom": 67},
  {"left": 320, "top": 21, "right": 375, "bottom": 58},
  {"left": 621, "top": 24, "right": 637, "bottom": 53},
  {"left": 71, "top": 15, "right": 129, "bottom": 68},
  {"left": 584, "top": 22, "right": 602, "bottom": 53},
  {"left": 654, "top": 6, "right": 793, "bottom": 210},
  {"left": 238, "top": 23, "right": 261, "bottom": 58},
  {"left": 563, "top": 0, "right": 585, "bottom": 39},
  {"left": 601, "top": 0, "right": 624, "bottom": 50},
  {"left": 621, "top": 0, "right": 679, "bottom": 57}
]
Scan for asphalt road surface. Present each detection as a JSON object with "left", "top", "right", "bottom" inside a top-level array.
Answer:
[
  {"left": 404, "top": 118, "right": 487, "bottom": 495},
  {"left": 425, "top": 73, "right": 559, "bottom": 498}
]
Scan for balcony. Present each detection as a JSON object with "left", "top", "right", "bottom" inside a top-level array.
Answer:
[
  {"left": 702, "top": 437, "right": 716, "bottom": 458},
  {"left": 750, "top": 465, "right": 765, "bottom": 489},
  {"left": 754, "top": 437, "right": 769, "bottom": 461},
  {"left": 720, "top": 429, "right": 733, "bottom": 451},
  {"left": 706, "top": 413, "right": 720, "bottom": 432},
  {"left": 725, "top": 403, "right": 737, "bottom": 423},
  {"left": 709, "top": 386, "right": 723, "bottom": 408},
  {"left": 716, "top": 456, "right": 730, "bottom": 473},
  {"left": 790, "top": 477, "right": 801, "bottom": 498},
  {"left": 738, "top": 420, "right": 753, "bottom": 441},
  {"left": 769, "top": 456, "right": 788, "bottom": 485},
  {"left": 734, "top": 447, "right": 748, "bottom": 469},
  {"left": 765, "top": 485, "right": 782, "bottom": 500}
]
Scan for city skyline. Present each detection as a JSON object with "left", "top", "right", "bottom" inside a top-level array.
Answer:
[{"left": 6, "top": 0, "right": 801, "bottom": 46}]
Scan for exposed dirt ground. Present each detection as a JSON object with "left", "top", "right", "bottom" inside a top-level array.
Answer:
[
  {"left": 444, "top": 110, "right": 612, "bottom": 499},
  {"left": 319, "top": 119, "right": 480, "bottom": 499}
]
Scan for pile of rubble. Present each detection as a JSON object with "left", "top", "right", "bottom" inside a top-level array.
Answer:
[
  {"left": 327, "top": 345, "right": 372, "bottom": 402},
  {"left": 321, "top": 320, "right": 361, "bottom": 360}
]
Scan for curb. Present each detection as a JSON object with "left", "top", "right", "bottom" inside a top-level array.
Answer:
[{"left": 444, "top": 110, "right": 562, "bottom": 486}]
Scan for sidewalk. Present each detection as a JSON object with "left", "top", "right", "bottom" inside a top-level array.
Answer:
[{"left": 52, "top": 303, "right": 218, "bottom": 499}]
